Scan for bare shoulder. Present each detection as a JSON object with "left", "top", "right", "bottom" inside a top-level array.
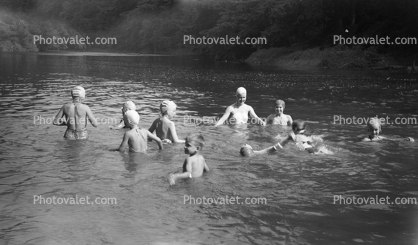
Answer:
[{"left": 244, "top": 104, "right": 254, "bottom": 111}]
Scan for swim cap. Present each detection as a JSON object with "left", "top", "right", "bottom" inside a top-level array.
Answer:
[
  {"left": 123, "top": 101, "right": 136, "bottom": 111},
  {"left": 276, "top": 100, "right": 285, "bottom": 109},
  {"left": 124, "top": 110, "right": 140, "bottom": 128},
  {"left": 240, "top": 144, "right": 253, "bottom": 157},
  {"left": 160, "top": 100, "right": 177, "bottom": 114},
  {"left": 236, "top": 87, "right": 247, "bottom": 96},
  {"left": 71, "top": 86, "right": 85, "bottom": 99}
]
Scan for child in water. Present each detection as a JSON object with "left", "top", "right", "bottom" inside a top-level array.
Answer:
[
  {"left": 118, "top": 110, "right": 163, "bottom": 152},
  {"left": 362, "top": 117, "right": 415, "bottom": 142},
  {"left": 149, "top": 100, "right": 185, "bottom": 144},
  {"left": 169, "top": 134, "right": 209, "bottom": 185},
  {"left": 266, "top": 100, "right": 293, "bottom": 126},
  {"left": 240, "top": 120, "right": 318, "bottom": 156},
  {"left": 215, "top": 87, "right": 265, "bottom": 126},
  {"left": 53, "top": 86, "right": 97, "bottom": 140},
  {"left": 110, "top": 101, "right": 136, "bottom": 130}
]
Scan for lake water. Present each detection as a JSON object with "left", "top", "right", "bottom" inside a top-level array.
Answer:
[{"left": 0, "top": 52, "right": 418, "bottom": 245}]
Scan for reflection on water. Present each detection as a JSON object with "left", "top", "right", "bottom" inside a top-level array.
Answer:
[{"left": 0, "top": 53, "right": 418, "bottom": 244}]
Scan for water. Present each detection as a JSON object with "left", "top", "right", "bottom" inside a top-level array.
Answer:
[{"left": 0, "top": 52, "right": 418, "bottom": 245}]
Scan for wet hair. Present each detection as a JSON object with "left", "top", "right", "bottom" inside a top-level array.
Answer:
[
  {"left": 367, "top": 117, "right": 382, "bottom": 133},
  {"left": 185, "top": 133, "right": 205, "bottom": 149},
  {"left": 239, "top": 145, "right": 254, "bottom": 157},
  {"left": 292, "top": 119, "right": 307, "bottom": 132},
  {"left": 275, "top": 100, "right": 285, "bottom": 109}
]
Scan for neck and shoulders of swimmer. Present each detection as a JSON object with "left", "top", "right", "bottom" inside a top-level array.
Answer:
[
  {"left": 266, "top": 113, "right": 292, "bottom": 125},
  {"left": 183, "top": 149, "right": 208, "bottom": 178},
  {"left": 149, "top": 115, "right": 184, "bottom": 143},
  {"left": 120, "top": 125, "right": 163, "bottom": 152},
  {"left": 54, "top": 100, "right": 98, "bottom": 129}
]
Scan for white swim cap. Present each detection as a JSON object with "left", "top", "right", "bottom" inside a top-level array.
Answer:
[
  {"left": 71, "top": 86, "right": 85, "bottom": 99},
  {"left": 236, "top": 87, "right": 247, "bottom": 96},
  {"left": 123, "top": 101, "right": 136, "bottom": 111},
  {"left": 124, "top": 110, "right": 140, "bottom": 128},
  {"left": 160, "top": 100, "right": 177, "bottom": 114}
]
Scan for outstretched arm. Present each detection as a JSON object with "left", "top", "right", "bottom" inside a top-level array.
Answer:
[
  {"left": 253, "top": 142, "right": 283, "bottom": 155},
  {"left": 168, "top": 122, "right": 185, "bottom": 143},
  {"left": 146, "top": 130, "right": 163, "bottom": 149},
  {"left": 249, "top": 107, "right": 265, "bottom": 126},
  {"left": 215, "top": 106, "right": 232, "bottom": 126}
]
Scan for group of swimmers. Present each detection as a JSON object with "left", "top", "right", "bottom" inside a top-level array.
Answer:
[{"left": 53, "top": 86, "right": 415, "bottom": 185}]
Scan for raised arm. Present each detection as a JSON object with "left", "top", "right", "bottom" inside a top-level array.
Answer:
[
  {"left": 215, "top": 106, "right": 233, "bottom": 126},
  {"left": 249, "top": 106, "right": 265, "bottom": 126},
  {"left": 168, "top": 121, "right": 185, "bottom": 143},
  {"left": 146, "top": 130, "right": 163, "bottom": 149},
  {"left": 86, "top": 107, "right": 98, "bottom": 127}
]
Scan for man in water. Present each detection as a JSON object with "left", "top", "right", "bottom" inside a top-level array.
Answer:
[
  {"left": 215, "top": 87, "right": 265, "bottom": 126},
  {"left": 53, "top": 86, "right": 97, "bottom": 139}
]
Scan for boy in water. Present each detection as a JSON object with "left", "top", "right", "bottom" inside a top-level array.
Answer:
[
  {"left": 53, "top": 86, "right": 97, "bottom": 139},
  {"left": 266, "top": 100, "right": 293, "bottom": 126},
  {"left": 215, "top": 87, "right": 265, "bottom": 126},
  {"left": 110, "top": 101, "right": 136, "bottom": 130},
  {"left": 118, "top": 110, "right": 163, "bottom": 152},
  {"left": 240, "top": 120, "right": 316, "bottom": 156},
  {"left": 149, "top": 100, "right": 185, "bottom": 143},
  {"left": 169, "top": 134, "right": 209, "bottom": 185},
  {"left": 362, "top": 117, "right": 414, "bottom": 142}
]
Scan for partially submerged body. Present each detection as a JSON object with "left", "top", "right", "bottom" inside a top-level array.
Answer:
[{"left": 53, "top": 86, "right": 97, "bottom": 139}]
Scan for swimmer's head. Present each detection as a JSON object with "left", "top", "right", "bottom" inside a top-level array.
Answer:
[
  {"left": 185, "top": 134, "right": 205, "bottom": 153},
  {"left": 160, "top": 100, "right": 177, "bottom": 118},
  {"left": 236, "top": 87, "right": 247, "bottom": 104},
  {"left": 292, "top": 120, "right": 307, "bottom": 134},
  {"left": 71, "top": 86, "right": 85, "bottom": 99},
  {"left": 406, "top": 137, "right": 415, "bottom": 142},
  {"left": 275, "top": 100, "right": 285, "bottom": 114},
  {"left": 122, "top": 101, "right": 136, "bottom": 113},
  {"left": 240, "top": 144, "right": 254, "bottom": 157},
  {"left": 367, "top": 118, "right": 382, "bottom": 136},
  {"left": 124, "top": 110, "right": 140, "bottom": 128}
]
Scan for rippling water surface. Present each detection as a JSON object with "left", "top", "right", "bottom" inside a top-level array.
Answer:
[{"left": 1, "top": 52, "right": 418, "bottom": 245}]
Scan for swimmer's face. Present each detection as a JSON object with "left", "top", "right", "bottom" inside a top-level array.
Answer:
[
  {"left": 368, "top": 124, "right": 380, "bottom": 136},
  {"left": 236, "top": 92, "right": 246, "bottom": 104},
  {"left": 184, "top": 140, "right": 198, "bottom": 155},
  {"left": 275, "top": 103, "right": 284, "bottom": 115}
]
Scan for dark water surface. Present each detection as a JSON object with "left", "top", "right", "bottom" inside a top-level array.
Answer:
[{"left": 0, "top": 52, "right": 418, "bottom": 245}]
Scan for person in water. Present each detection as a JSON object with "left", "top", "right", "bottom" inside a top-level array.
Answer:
[
  {"left": 240, "top": 120, "right": 317, "bottom": 156},
  {"left": 362, "top": 117, "right": 414, "bottom": 142},
  {"left": 53, "top": 86, "right": 97, "bottom": 140},
  {"left": 149, "top": 100, "right": 185, "bottom": 144},
  {"left": 266, "top": 100, "right": 293, "bottom": 126},
  {"left": 169, "top": 134, "right": 209, "bottom": 185},
  {"left": 118, "top": 110, "right": 163, "bottom": 152},
  {"left": 110, "top": 101, "right": 136, "bottom": 130},
  {"left": 215, "top": 87, "right": 265, "bottom": 126}
]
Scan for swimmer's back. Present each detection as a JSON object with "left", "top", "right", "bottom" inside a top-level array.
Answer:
[{"left": 62, "top": 102, "right": 90, "bottom": 130}]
